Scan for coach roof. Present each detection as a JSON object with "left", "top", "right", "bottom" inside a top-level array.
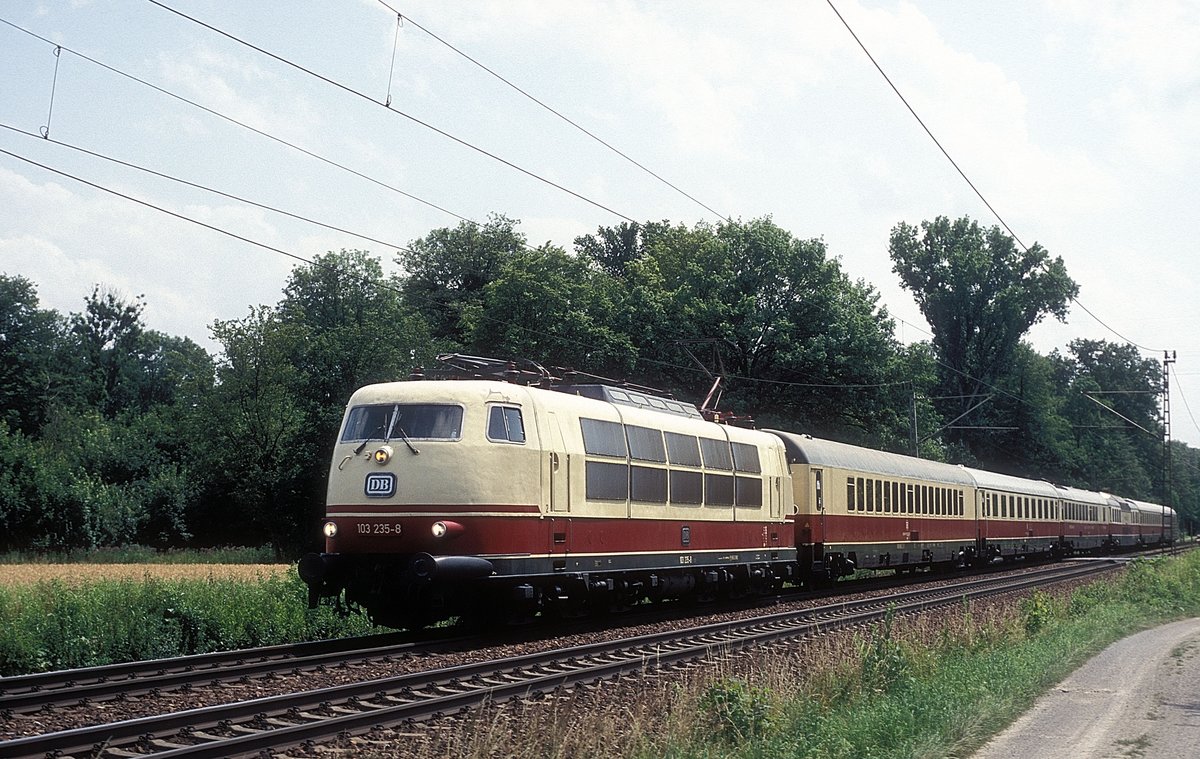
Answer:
[{"left": 768, "top": 431, "right": 976, "bottom": 487}]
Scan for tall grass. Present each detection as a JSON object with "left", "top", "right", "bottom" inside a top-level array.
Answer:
[{"left": 0, "top": 571, "right": 378, "bottom": 675}]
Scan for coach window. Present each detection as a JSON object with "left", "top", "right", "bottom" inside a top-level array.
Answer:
[
  {"left": 857, "top": 477, "right": 866, "bottom": 511},
  {"left": 883, "top": 481, "right": 892, "bottom": 513},
  {"left": 486, "top": 405, "right": 525, "bottom": 444},
  {"left": 865, "top": 479, "right": 874, "bottom": 512},
  {"left": 847, "top": 478, "right": 856, "bottom": 511}
]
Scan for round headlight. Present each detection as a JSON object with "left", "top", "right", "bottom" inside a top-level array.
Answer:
[
  {"left": 373, "top": 446, "right": 393, "bottom": 464},
  {"left": 322, "top": 521, "right": 338, "bottom": 538},
  {"left": 431, "top": 520, "right": 464, "bottom": 539}
]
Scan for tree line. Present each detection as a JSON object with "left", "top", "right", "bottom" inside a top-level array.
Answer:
[{"left": 1, "top": 214, "right": 1195, "bottom": 555}]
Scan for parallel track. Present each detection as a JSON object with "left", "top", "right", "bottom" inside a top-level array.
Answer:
[{"left": 0, "top": 560, "right": 1121, "bottom": 759}]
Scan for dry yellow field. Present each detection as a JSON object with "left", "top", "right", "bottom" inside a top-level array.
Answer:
[{"left": 0, "top": 563, "right": 292, "bottom": 586}]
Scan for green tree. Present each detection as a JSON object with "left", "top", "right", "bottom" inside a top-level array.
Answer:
[
  {"left": 0, "top": 274, "right": 66, "bottom": 434},
  {"left": 1052, "top": 339, "right": 1162, "bottom": 497},
  {"left": 470, "top": 244, "right": 635, "bottom": 373},
  {"left": 397, "top": 214, "right": 525, "bottom": 346},
  {"left": 68, "top": 286, "right": 149, "bottom": 417},
  {"left": 203, "top": 306, "right": 308, "bottom": 554},
  {"left": 889, "top": 216, "right": 1078, "bottom": 454}
]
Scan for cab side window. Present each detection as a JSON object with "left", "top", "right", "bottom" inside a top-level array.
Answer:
[{"left": 487, "top": 406, "right": 525, "bottom": 443}]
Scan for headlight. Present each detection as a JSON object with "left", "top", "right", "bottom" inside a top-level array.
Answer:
[
  {"left": 373, "top": 445, "right": 393, "bottom": 464},
  {"left": 431, "top": 520, "right": 464, "bottom": 539},
  {"left": 322, "top": 521, "right": 338, "bottom": 538}
]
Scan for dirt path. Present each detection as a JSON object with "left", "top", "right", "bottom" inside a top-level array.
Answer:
[{"left": 972, "top": 617, "right": 1200, "bottom": 758}]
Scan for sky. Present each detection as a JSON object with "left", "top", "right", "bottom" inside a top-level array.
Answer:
[{"left": 1, "top": 0, "right": 1198, "bottom": 446}]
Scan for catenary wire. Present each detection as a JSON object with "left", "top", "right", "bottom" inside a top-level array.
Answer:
[
  {"left": 0, "top": 16, "right": 472, "bottom": 225},
  {"left": 825, "top": 0, "right": 1166, "bottom": 355},
  {"left": 0, "top": 122, "right": 414, "bottom": 254},
  {"left": 145, "top": 0, "right": 639, "bottom": 224},
  {"left": 375, "top": 1, "right": 730, "bottom": 222}
]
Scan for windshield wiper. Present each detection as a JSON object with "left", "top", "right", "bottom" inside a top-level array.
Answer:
[{"left": 384, "top": 405, "right": 420, "bottom": 455}]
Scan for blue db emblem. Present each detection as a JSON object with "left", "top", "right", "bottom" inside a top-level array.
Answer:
[{"left": 364, "top": 472, "right": 396, "bottom": 498}]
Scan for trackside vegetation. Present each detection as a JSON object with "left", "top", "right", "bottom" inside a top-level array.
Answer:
[
  {"left": 427, "top": 551, "right": 1200, "bottom": 759},
  {"left": 0, "top": 570, "right": 378, "bottom": 676}
]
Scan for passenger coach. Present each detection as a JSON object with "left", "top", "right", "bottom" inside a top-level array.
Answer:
[{"left": 770, "top": 432, "right": 977, "bottom": 576}]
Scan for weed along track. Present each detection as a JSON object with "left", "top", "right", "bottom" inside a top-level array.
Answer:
[{"left": 0, "top": 561, "right": 1120, "bottom": 759}]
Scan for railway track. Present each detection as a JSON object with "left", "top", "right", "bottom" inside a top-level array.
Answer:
[{"left": 0, "top": 559, "right": 1121, "bottom": 759}]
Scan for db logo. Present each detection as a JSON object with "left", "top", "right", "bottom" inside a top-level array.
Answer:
[{"left": 364, "top": 473, "right": 396, "bottom": 498}]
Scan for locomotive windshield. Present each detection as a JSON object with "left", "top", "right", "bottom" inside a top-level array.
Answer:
[{"left": 341, "top": 404, "right": 463, "bottom": 442}]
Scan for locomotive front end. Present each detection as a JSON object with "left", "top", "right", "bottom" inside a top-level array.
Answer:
[{"left": 299, "top": 380, "right": 542, "bottom": 629}]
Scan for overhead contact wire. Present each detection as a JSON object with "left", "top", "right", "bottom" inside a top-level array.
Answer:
[
  {"left": 146, "top": 0, "right": 639, "bottom": 223},
  {"left": 0, "top": 121, "right": 413, "bottom": 253},
  {"left": 0, "top": 16, "right": 470, "bottom": 223},
  {"left": 385, "top": 4, "right": 730, "bottom": 221}
]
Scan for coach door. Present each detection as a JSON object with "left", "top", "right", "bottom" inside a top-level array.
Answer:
[
  {"left": 809, "top": 468, "right": 825, "bottom": 543},
  {"left": 546, "top": 412, "right": 570, "bottom": 514}
]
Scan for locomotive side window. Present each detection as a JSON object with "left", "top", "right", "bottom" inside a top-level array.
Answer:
[
  {"left": 581, "top": 418, "right": 627, "bottom": 457},
  {"left": 671, "top": 471, "right": 703, "bottom": 504},
  {"left": 699, "top": 438, "right": 734, "bottom": 470},
  {"left": 627, "top": 425, "right": 667, "bottom": 462},
  {"left": 585, "top": 461, "right": 629, "bottom": 501},
  {"left": 705, "top": 474, "right": 735, "bottom": 506},
  {"left": 666, "top": 433, "right": 702, "bottom": 466},
  {"left": 486, "top": 405, "right": 525, "bottom": 443},
  {"left": 631, "top": 466, "right": 667, "bottom": 503},
  {"left": 735, "top": 476, "right": 763, "bottom": 507},
  {"left": 341, "top": 403, "right": 463, "bottom": 442},
  {"left": 731, "top": 442, "right": 761, "bottom": 473}
]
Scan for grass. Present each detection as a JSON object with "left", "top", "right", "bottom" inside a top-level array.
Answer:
[
  {"left": 0, "top": 563, "right": 291, "bottom": 586},
  {"left": 0, "top": 570, "right": 380, "bottom": 675},
  {"left": 394, "top": 551, "right": 1200, "bottom": 759}
]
